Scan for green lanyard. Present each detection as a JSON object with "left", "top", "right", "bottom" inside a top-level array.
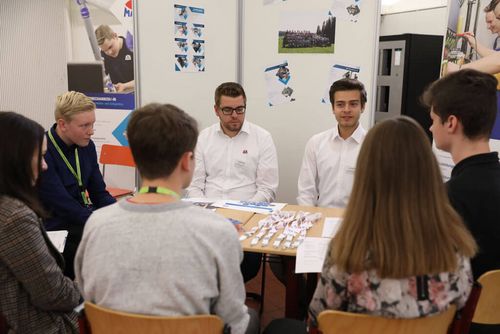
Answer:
[
  {"left": 48, "top": 130, "right": 89, "bottom": 206},
  {"left": 138, "top": 186, "right": 180, "bottom": 199}
]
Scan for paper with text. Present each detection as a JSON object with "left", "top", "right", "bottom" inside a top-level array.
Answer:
[
  {"left": 295, "top": 237, "right": 331, "bottom": 273},
  {"left": 322, "top": 217, "right": 342, "bottom": 238}
]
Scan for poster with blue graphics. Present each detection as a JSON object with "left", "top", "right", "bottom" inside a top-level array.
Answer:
[
  {"left": 264, "top": 61, "right": 295, "bottom": 107},
  {"left": 174, "top": 4, "right": 206, "bottom": 72},
  {"left": 86, "top": 93, "right": 134, "bottom": 157},
  {"left": 332, "top": 0, "right": 362, "bottom": 23},
  {"left": 321, "top": 63, "right": 360, "bottom": 104}
]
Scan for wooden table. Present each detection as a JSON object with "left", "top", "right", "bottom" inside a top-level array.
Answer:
[
  {"left": 215, "top": 208, "right": 255, "bottom": 225},
  {"left": 240, "top": 205, "right": 344, "bottom": 319}
]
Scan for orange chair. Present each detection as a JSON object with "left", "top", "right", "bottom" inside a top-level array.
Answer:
[
  {"left": 472, "top": 270, "right": 500, "bottom": 325},
  {"left": 315, "top": 305, "right": 456, "bottom": 334},
  {"left": 83, "top": 302, "right": 225, "bottom": 334},
  {"left": 99, "top": 144, "right": 136, "bottom": 198}
]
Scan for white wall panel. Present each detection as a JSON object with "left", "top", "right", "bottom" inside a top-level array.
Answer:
[{"left": 0, "top": 0, "right": 69, "bottom": 129}]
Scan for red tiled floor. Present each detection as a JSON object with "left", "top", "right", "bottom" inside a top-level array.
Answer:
[{"left": 245, "top": 262, "right": 286, "bottom": 331}]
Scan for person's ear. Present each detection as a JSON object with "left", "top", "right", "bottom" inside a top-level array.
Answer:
[
  {"left": 446, "top": 115, "right": 459, "bottom": 134},
  {"left": 213, "top": 105, "right": 220, "bottom": 118},
  {"left": 180, "top": 151, "right": 194, "bottom": 172},
  {"left": 56, "top": 118, "right": 68, "bottom": 132}
]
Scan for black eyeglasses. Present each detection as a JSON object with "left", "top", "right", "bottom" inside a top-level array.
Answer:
[{"left": 219, "top": 106, "right": 246, "bottom": 115}]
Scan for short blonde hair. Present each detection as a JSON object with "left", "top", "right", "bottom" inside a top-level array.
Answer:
[
  {"left": 55, "top": 91, "right": 95, "bottom": 121},
  {"left": 95, "top": 25, "right": 116, "bottom": 45}
]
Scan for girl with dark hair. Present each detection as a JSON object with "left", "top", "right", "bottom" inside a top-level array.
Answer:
[{"left": 0, "top": 112, "right": 81, "bottom": 333}]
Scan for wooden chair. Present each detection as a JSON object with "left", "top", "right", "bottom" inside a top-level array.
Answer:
[
  {"left": 316, "top": 305, "right": 456, "bottom": 334},
  {"left": 472, "top": 270, "right": 500, "bottom": 325},
  {"left": 83, "top": 302, "right": 225, "bottom": 334},
  {"left": 99, "top": 144, "right": 136, "bottom": 198},
  {"left": 448, "top": 281, "right": 482, "bottom": 334}
]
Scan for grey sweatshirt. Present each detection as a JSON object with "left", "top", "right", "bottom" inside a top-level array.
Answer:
[{"left": 75, "top": 199, "right": 249, "bottom": 334}]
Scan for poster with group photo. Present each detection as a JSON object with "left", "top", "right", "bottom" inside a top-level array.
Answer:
[
  {"left": 278, "top": 10, "right": 336, "bottom": 54},
  {"left": 174, "top": 4, "right": 206, "bottom": 72}
]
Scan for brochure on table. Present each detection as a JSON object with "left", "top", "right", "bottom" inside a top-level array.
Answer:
[{"left": 211, "top": 200, "right": 287, "bottom": 214}]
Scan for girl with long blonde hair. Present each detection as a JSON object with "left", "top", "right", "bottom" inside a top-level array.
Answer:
[{"left": 309, "top": 116, "right": 476, "bottom": 326}]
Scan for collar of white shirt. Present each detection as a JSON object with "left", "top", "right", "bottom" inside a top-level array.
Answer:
[
  {"left": 332, "top": 123, "right": 365, "bottom": 144},
  {"left": 216, "top": 120, "right": 251, "bottom": 137}
]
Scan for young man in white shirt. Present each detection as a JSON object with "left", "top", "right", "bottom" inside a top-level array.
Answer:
[
  {"left": 186, "top": 82, "right": 279, "bottom": 202},
  {"left": 186, "top": 82, "right": 279, "bottom": 282},
  {"left": 297, "top": 78, "right": 367, "bottom": 208}
]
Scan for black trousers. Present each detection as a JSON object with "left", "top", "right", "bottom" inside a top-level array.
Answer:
[
  {"left": 62, "top": 224, "right": 84, "bottom": 280},
  {"left": 241, "top": 252, "right": 262, "bottom": 283},
  {"left": 262, "top": 318, "right": 307, "bottom": 334}
]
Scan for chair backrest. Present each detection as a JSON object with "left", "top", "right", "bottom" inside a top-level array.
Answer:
[
  {"left": 448, "top": 281, "right": 482, "bottom": 334},
  {"left": 317, "top": 305, "right": 456, "bottom": 334},
  {"left": 472, "top": 269, "right": 500, "bottom": 324},
  {"left": 84, "top": 302, "right": 225, "bottom": 334},
  {"left": 99, "top": 144, "right": 135, "bottom": 168}
]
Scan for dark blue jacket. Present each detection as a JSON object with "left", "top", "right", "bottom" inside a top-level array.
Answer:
[{"left": 38, "top": 125, "right": 116, "bottom": 230}]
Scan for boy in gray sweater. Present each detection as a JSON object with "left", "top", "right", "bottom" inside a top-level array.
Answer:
[{"left": 75, "top": 103, "right": 255, "bottom": 334}]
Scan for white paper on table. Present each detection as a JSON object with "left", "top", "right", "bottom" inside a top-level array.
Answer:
[
  {"left": 182, "top": 197, "right": 220, "bottom": 211},
  {"left": 322, "top": 217, "right": 342, "bottom": 238},
  {"left": 47, "top": 230, "right": 68, "bottom": 253},
  {"left": 211, "top": 200, "right": 287, "bottom": 214},
  {"left": 295, "top": 237, "right": 331, "bottom": 273}
]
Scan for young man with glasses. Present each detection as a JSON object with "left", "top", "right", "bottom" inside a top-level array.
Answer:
[{"left": 186, "top": 82, "right": 279, "bottom": 282}]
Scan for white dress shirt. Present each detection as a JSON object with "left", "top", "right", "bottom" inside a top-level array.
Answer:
[
  {"left": 297, "top": 124, "right": 366, "bottom": 208},
  {"left": 186, "top": 121, "right": 279, "bottom": 202}
]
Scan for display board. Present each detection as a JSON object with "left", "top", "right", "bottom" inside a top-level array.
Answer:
[
  {"left": 135, "top": 0, "right": 380, "bottom": 203},
  {"left": 135, "top": 0, "right": 239, "bottom": 131},
  {"left": 242, "top": 0, "right": 380, "bottom": 202}
]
